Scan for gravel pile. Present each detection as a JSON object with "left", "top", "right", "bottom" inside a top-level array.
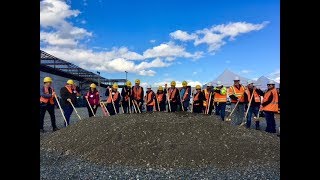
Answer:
[{"left": 41, "top": 112, "right": 279, "bottom": 179}]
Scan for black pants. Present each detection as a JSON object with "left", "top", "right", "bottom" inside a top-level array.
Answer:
[
  {"left": 40, "top": 104, "right": 57, "bottom": 129},
  {"left": 193, "top": 105, "right": 203, "bottom": 113},
  {"left": 155, "top": 102, "right": 166, "bottom": 111},
  {"left": 169, "top": 102, "right": 178, "bottom": 112},
  {"left": 87, "top": 104, "right": 98, "bottom": 117},
  {"left": 122, "top": 101, "right": 130, "bottom": 113},
  {"left": 203, "top": 106, "right": 214, "bottom": 115},
  {"left": 146, "top": 105, "right": 154, "bottom": 112},
  {"left": 107, "top": 103, "right": 119, "bottom": 115}
]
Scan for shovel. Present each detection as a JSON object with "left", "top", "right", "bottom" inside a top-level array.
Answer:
[
  {"left": 177, "top": 88, "right": 185, "bottom": 111},
  {"left": 85, "top": 97, "right": 95, "bottom": 117},
  {"left": 100, "top": 101, "right": 110, "bottom": 116},
  {"left": 239, "top": 89, "right": 255, "bottom": 127},
  {"left": 68, "top": 99, "right": 82, "bottom": 120},
  {"left": 109, "top": 89, "right": 118, "bottom": 115},
  {"left": 53, "top": 94, "right": 68, "bottom": 126}
]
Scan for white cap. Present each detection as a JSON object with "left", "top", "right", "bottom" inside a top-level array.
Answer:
[
  {"left": 234, "top": 76, "right": 240, "bottom": 81},
  {"left": 216, "top": 81, "right": 223, "bottom": 86},
  {"left": 207, "top": 82, "right": 213, "bottom": 87},
  {"left": 147, "top": 85, "right": 152, "bottom": 88},
  {"left": 267, "top": 80, "right": 275, "bottom": 85},
  {"left": 247, "top": 80, "right": 253, "bottom": 84}
]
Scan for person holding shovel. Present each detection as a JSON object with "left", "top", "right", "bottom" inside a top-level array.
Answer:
[
  {"left": 105, "top": 83, "right": 121, "bottom": 115},
  {"left": 156, "top": 86, "right": 167, "bottom": 111},
  {"left": 244, "top": 80, "right": 264, "bottom": 130},
  {"left": 85, "top": 83, "right": 100, "bottom": 117},
  {"left": 167, "top": 81, "right": 180, "bottom": 112},
  {"left": 132, "top": 79, "right": 144, "bottom": 113},
  {"left": 121, "top": 80, "right": 133, "bottom": 113},
  {"left": 228, "top": 76, "right": 247, "bottom": 125},
  {"left": 40, "top": 77, "right": 59, "bottom": 132},
  {"left": 213, "top": 81, "right": 227, "bottom": 121},
  {"left": 60, "top": 79, "right": 77, "bottom": 126},
  {"left": 202, "top": 83, "right": 215, "bottom": 114},
  {"left": 145, "top": 85, "right": 156, "bottom": 112},
  {"left": 192, "top": 85, "right": 205, "bottom": 113},
  {"left": 179, "top": 81, "right": 191, "bottom": 111},
  {"left": 261, "top": 80, "right": 279, "bottom": 133}
]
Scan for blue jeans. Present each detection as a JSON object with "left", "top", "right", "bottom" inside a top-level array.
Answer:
[
  {"left": 62, "top": 105, "right": 73, "bottom": 126},
  {"left": 215, "top": 102, "right": 226, "bottom": 121},
  {"left": 230, "top": 103, "right": 245, "bottom": 125},
  {"left": 264, "top": 111, "right": 276, "bottom": 133},
  {"left": 246, "top": 106, "right": 259, "bottom": 128}
]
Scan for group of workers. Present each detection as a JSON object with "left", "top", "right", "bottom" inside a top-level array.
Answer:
[{"left": 40, "top": 76, "right": 279, "bottom": 135}]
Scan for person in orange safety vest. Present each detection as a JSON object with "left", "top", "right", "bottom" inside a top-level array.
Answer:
[
  {"left": 202, "top": 83, "right": 215, "bottom": 114},
  {"left": 105, "top": 83, "right": 121, "bottom": 115},
  {"left": 228, "top": 76, "right": 246, "bottom": 125},
  {"left": 145, "top": 85, "right": 156, "bottom": 112},
  {"left": 131, "top": 79, "right": 144, "bottom": 113},
  {"left": 156, "top": 86, "right": 167, "bottom": 111},
  {"left": 192, "top": 85, "right": 205, "bottom": 113}
]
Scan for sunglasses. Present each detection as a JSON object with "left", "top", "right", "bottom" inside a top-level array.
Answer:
[{"left": 196, "top": 89, "right": 201, "bottom": 90}]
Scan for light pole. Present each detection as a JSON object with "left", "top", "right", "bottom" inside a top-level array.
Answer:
[
  {"left": 125, "top": 71, "right": 128, "bottom": 81},
  {"left": 97, "top": 71, "right": 101, "bottom": 95}
]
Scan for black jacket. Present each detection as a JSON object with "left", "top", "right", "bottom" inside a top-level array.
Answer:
[
  {"left": 145, "top": 90, "right": 156, "bottom": 105},
  {"left": 156, "top": 90, "right": 167, "bottom": 104},
  {"left": 60, "top": 86, "right": 77, "bottom": 107},
  {"left": 121, "top": 86, "right": 132, "bottom": 102}
]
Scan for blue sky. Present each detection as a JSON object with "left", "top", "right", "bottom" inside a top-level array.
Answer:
[{"left": 40, "top": 0, "right": 279, "bottom": 87}]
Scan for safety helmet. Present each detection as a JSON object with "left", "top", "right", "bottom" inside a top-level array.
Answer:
[
  {"left": 234, "top": 76, "right": 240, "bottom": 81},
  {"left": 267, "top": 80, "right": 275, "bottom": 85},
  {"left": 195, "top": 85, "right": 201, "bottom": 89},
  {"left": 126, "top": 80, "right": 132, "bottom": 87},
  {"left": 135, "top": 79, "right": 140, "bottom": 84},
  {"left": 171, "top": 81, "right": 176, "bottom": 86},
  {"left": 43, "top": 77, "right": 52, "bottom": 83},
  {"left": 182, "top": 81, "right": 187, "bottom": 87},
  {"left": 158, "top": 86, "right": 163, "bottom": 91},
  {"left": 207, "top": 82, "right": 213, "bottom": 87},
  {"left": 216, "top": 81, "right": 223, "bottom": 86},
  {"left": 147, "top": 85, "right": 152, "bottom": 89},
  {"left": 247, "top": 80, "right": 253, "bottom": 85},
  {"left": 112, "top": 83, "right": 118, "bottom": 89},
  {"left": 67, "top": 79, "right": 74, "bottom": 85},
  {"left": 90, "top": 83, "right": 97, "bottom": 88}
]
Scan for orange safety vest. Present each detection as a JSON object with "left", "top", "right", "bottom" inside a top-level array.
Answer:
[
  {"left": 132, "top": 86, "right": 142, "bottom": 100},
  {"left": 193, "top": 92, "right": 200, "bottom": 105},
  {"left": 107, "top": 91, "right": 119, "bottom": 103},
  {"left": 146, "top": 90, "right": 155, "bottom": 106},
  {"left": 228, "top": 85, "right": 246, "bottom": 103},
  {"left": 262, "top": 88, "right": 278, "bottom": 112},
  {"left": 182, "top": 87, "right": 190, "bottom": 101},
  {"left": 157, "top": 93, "right": 164, "bottom": 102},
  {"left": 203, "top": 89, "right": 212, "bottom": 107},
  {"left": 40, "top": 87, "right": 54, "bottom": 104},
  {"left": 168, "top": 88, "right": 177, "bottom": 102},
  {"left": 246, "top": 89, "right": 261, "bottom": 103},
  {"left": 123, "top": 87, "right": 131, "bottom": 101},
  {"left": 214, "top": 88, "right": 227, "bottom": 102}
]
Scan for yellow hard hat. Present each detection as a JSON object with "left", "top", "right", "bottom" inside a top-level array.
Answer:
[
  {"left": 67, "top": 79, "right": 74, "bottom": 85},
  {"left": 158, "top": 86, "right": 163, "bottom": 91},
  {"left": 171, "top": 81, "right": 176, "bottom": 86},
  {"left": 90, "top": 83, "right": 97, "bottom": 88},
  {"left": 43, "top": 77, "right": 52, "bottom": 83},
  {"left": 182, "top": 81, "right": 187, "bottom": 87},
  {"left": 126, "top": 80, "right": 132, "bottom": 87},
  {"left": 135, "top": 79, "right": 140, "bottom": 84},
  {"left": 112, "top": 83, "right": 118, "bottom": 89},
  {"left": 195, "top": 85, "right": 201, "bottom": 89}
]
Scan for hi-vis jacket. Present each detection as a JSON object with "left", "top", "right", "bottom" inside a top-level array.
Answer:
[
  {"left": 262, "top": 88, "right": 278, "bottom": 112},
  {"left": 228, "top": 84, "right": 246, "bottom": 103},
  {"left": 40, "top": 86, "right": 54, "bottom": 105},
  {"left": 213, "top": 86, "right": 227, "bottom": 103}
]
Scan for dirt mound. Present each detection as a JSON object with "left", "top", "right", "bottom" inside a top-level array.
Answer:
[{"left": 40, "top": 112, "right": 279, "bottom": 170}]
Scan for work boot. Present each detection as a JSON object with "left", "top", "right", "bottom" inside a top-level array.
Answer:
[
  {"left": 53, "top": 127, "right": 60, "bottom": 132},
  {"left": 40, "top": 129, "right": 45, "bottom": 133}
]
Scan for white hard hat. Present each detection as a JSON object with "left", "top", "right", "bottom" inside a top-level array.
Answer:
[
  {"left": 267, "top": 80, "right": 275, "bottom": 85},
  {"left": 147, "top": 85, "right": 152, "bottom": 88},
  {"left": 216, "top": 81, "right": 223, "bottom": 86},
  {"left": 207, "top": 82, "right": 213, "bottom": 87},
  {"left": 234, "top": 76, "right": 240, "bottom": 81},
  {"left": 247, "top": 80, "right": 253, "bottom": 84}
]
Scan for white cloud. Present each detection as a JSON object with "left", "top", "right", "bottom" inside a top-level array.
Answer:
[
  {"left": 241, "top": 70, "right": 251, "bottom": 74},
  {"left": 81, "top": 20, "right": 86, "bottom": 24},
  {"left": 83, "top": 0, "right": 88, "bottom": 6},
  {"left": 225, "top": 60, "right": 231, "bottom": 64},
  {"left": 170, "top": 21, "right": 268, "bottom": 52},
  {"left": 149, "top": 39, "right": 156, "bottom": 43},
  {"left": 143, "top": 42, "right": 203, "bottom": 60},
  {"left": 170, "top": 30, "right": 197, "bottom": 41},
  {"left": 138, "top": 70, "right": 156, "bottom": 76},
  {"left": 192, "top": 71, "right": 197, "bottom": 75}
]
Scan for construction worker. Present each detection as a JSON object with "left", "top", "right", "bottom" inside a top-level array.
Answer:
[
  {"left": 60, "top": 79, "right": 77, "bottom": 126},
  {"left": 192, "top": 85, "right": 205, "bottom": 113},
  {"left": 213, "top": 81, "right": 227, "bottom": 121},
  {"left": 145, "top": 85, "right": 156, "bottom": 112},
  {"left": 85, "top": 83, "right": 100, "bottom": 117},
  {"left": 40, "top": 77, "right": 59, "bottom": 132},
  {"left": 228, "top": 76, "right": 246, "bottom": 125},
  {"left": 167, "top": 81, "right": 180, "bottom": 112},
  {"left": 244, "top": 80, "right": 264, "bottom": 130},
  {"left": 131, "top": 79, "right": 144, "bottom": 113},
  {"left": 105, "top": 83, "right": 121, "bottom": 115},
  {"left": 203, "top": 83, "right": 215, "bottom": 114},
  {"left": 179, "top": 81, "right": 191, "bottom": 111},
  {"left": 121, "top": 80, "right": 133, "bottom": 113},
  {"left": 261, "top": 80, "right": 279, "bottom": 133},
  {"left": 156, "top": 86, "right": 167, "bottom": 111}
]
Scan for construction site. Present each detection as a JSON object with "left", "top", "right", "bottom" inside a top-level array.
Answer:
[{"left": 40, "top": 50, "right": 280, "bottom": 179}]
